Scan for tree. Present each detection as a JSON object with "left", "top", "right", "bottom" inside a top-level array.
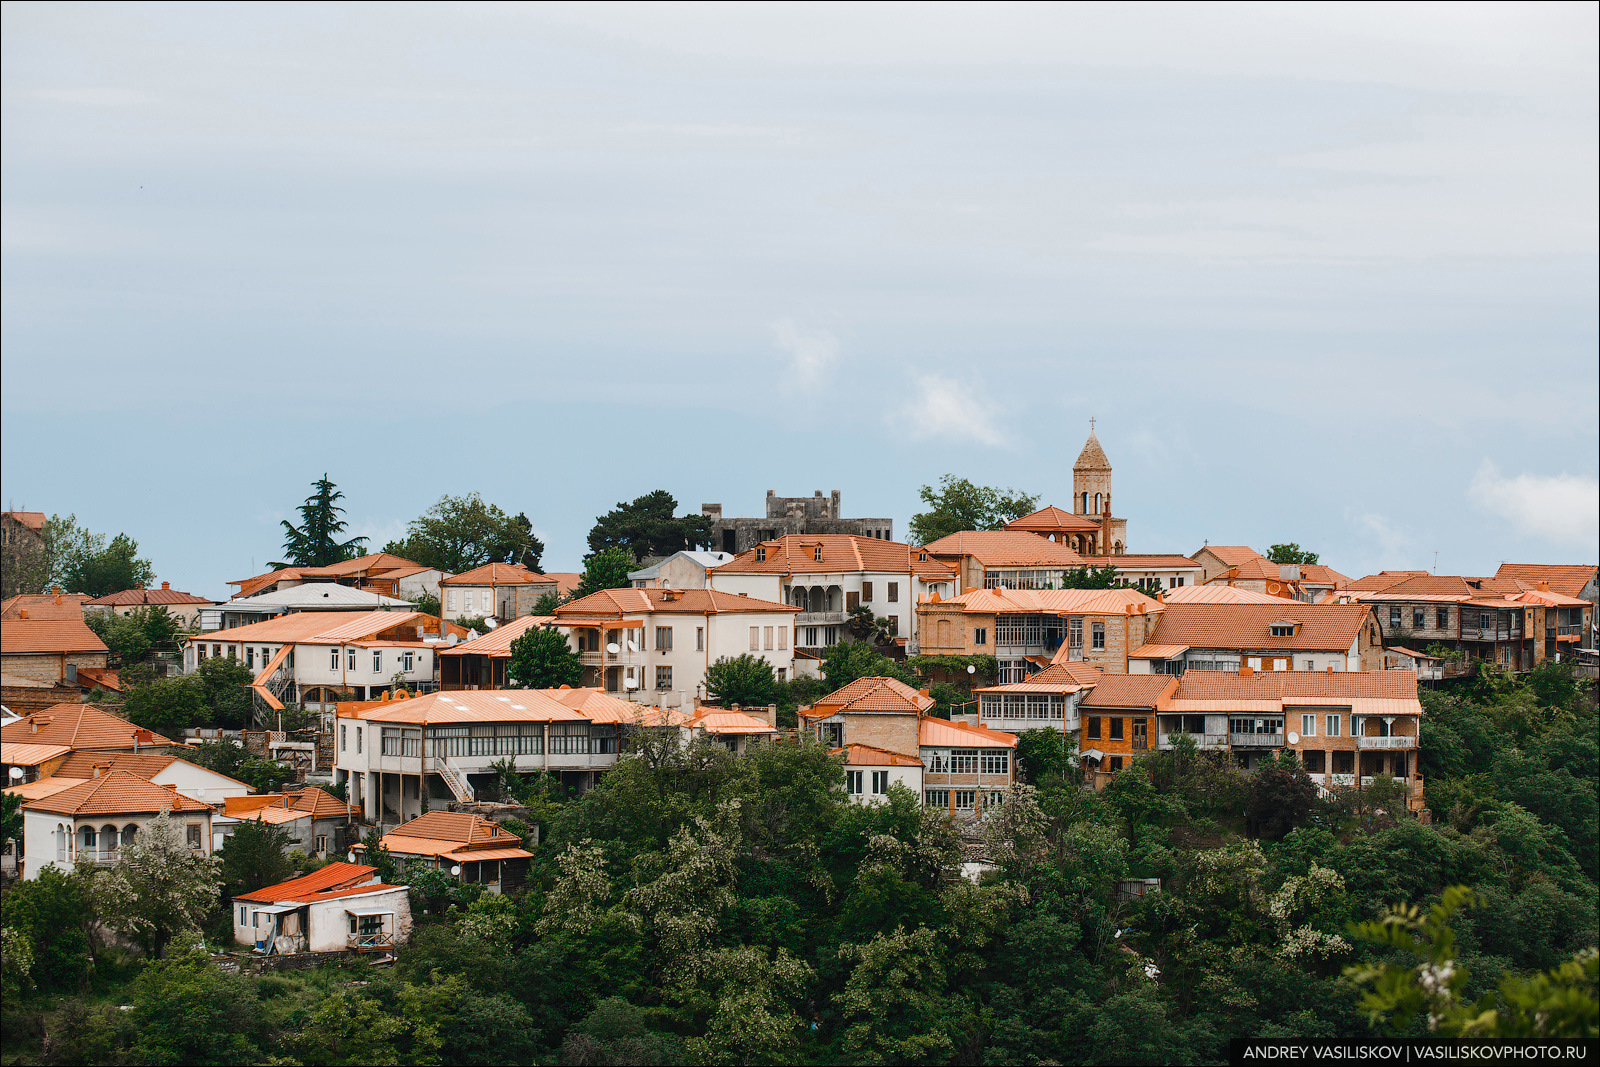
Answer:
[
  {"left": 125, "top": 675, "right": 209, "bottom": 737},
  {"left": 97, "top": 810, "right": 223, "bottom": 959},
  {"left": 0, "top": 866, "right": 90, "bottom": 991},
  {"left": 218, "top": 819, "right": 294, "bottom": 897},
  {"left": 506, "top": 624, "right": 585, "bottom": 688},
  {"left": 1246, "top": 750, "right": 1319, "bottom": 840},
  {"left": 820, "top": 641, "right": 916, "bottom": 691},
  {"left": 0, "top": 791, "right": 20, "bottom": 855},
  {"left": 85, "top": 609, "right": 152, "bottom": 666},
  {"left": 1267, "top": 543, "right": 1319, "bottom": 566},
  {"left": 573, "top": 546, "right": 636, "bottom": 599},
  {"left": 196, "top": 654, "right": 254, "bottom": 728},
  {"left": 128, "top": 951, "right": 266, "bottom": 1065},
  {"left": 587, "top": 490, "right": 712, "bottom": 564},
  {"left": 383, "top": 493, "right": 545, "bottom": 573},
  {"left": 532, "top": 590, "right": 564, "bottom": 615},
  {"left": 360, "top": 828, "right": 398, "bottom": 884},
  {"left": 273, "top": 474, "right": 367, "bottom": 568},
  {"left": 22, "top": 513, "right": 157, "bottom": 597},
  {"left": 907, "top": 475, "right": 1040, "bottom": 545},
  {"left": 703, "top": 654, "right": 778, "bottom": 708},
  {"left": 61, "top": 532, "right": 157, "bottom": 597},
  {"left": 187, "top": 738, "right": 294, "bottom": 793},
  {"left": 1059, "top": 563, "right": 1121, "bottom": 589}
]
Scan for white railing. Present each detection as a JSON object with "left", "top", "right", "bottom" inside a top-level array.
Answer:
[
  {"left": 1230, "top": 733, "right": 1284, "bottom": 747},
  {"left": 1158, "top": 732, "right": 1228, "bottom": 749},
  {"left": 1358, "top": 735, "right": 1416, "bottom": 750},
  {"left": 427, "top": 756, "right": 475, "bottom": 802}
]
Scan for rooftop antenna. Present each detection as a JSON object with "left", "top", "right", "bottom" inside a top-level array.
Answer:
[{"left": 1433, "top": 551, "right": 1438, "bottom": 574}]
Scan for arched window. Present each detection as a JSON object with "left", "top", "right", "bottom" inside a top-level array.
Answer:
[
  {"left": 122, "top": 825, "right": 138, "bottom": 847},
  {"left": 78, "top": 826, "right": 97, "bottom": 852},
  {"left": 1082, "top": 492, "right": 1089, "bottom": 514},
  {"left": 101, "top": 824, "right": 119, "bottom": 853},
  {"left": 1094, "top": 493, "right": 1102, "bottom": 514}
]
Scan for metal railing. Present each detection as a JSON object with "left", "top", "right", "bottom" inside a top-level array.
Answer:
[
  {"left": 1230, "top": 732, "right": 1284, "bottom": 747},
  {"left": 1158, "top": 732, "right": 1228, "bottom": 749},
  {"left": 1357, "top": 735, "right": 1417, "bottom": 750}
]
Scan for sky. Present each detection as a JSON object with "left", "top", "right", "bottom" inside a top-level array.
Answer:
[{"left": 3, "top": 2, "right": 1596, "bottom": 597}]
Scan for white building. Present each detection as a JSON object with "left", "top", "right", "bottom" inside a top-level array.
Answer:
[
  {"left": 440, "top": 563, "right": 559, "bottom": 622},
  {"left": 628, "top": 551, "right": 736, "bottom": 589},
  {"left": 19, "top": 770, "right": 214, "bottom": 880},
  {"left": 707, "top": 534, "right": 957, "bottom": 654},
  {"left": 199, "top": 583, "right": 416, "bottom": 632},
  {"left": 233, "top": 861, "right": 410, "bottom": 955}
]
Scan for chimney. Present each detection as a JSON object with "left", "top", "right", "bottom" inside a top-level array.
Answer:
[
  {"left": 29, "top": 716, "right": 38, "bottom": 734},
  {"left": 51, "top": 586, "right": 60, "bottom": 595},
  {"left": 162, "top": 581, "right": 171, "bottom": 590},
  {"left": 1538, "top": 580, "right": 1550, "bottom": 592},
  {"left": 919, "top": 688, "right": 930, "bottom": 698},
  {"left": 1239, "top": 665, "right": 1255, "bottom": 677},
  {"left": 53, "top": 594, "right": 62, "bottom": 605},
  {"left": 1228, "top": 568, "right": 1239, "bottom": 579},
  {"left": 18, "top": 609, "right": 27, "bottom": 619}
]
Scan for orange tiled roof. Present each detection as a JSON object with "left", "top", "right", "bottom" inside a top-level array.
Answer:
[
  {"left": 1344, "top": 571, "right": 1430, "bottom": 592},
  {"left": 21, "top": 769, "right": 212, "bottom": 816},
  {"left": 714, "top": 534, "right": 959, "bottom": 577},
  {"left": 922, "top": 530, "right": 1088, "bottom": 569},
  {"left": 1163, "top": 584, "right": 1286, "bottom": 605},
  {"left": 1079, "top": 674, "right": 1178, "bottom": 709},
  {"left": 1297, "top": 564, "right": 1352, "bottom": 587},
  {"left": 1494, "top": 564, "right": 1596, "bottom": 598},
  {"left": 918, "top": 717, "right": 1018, "bottom": 748},
  {"left": 436, "top": 615, "right": 556, "bottom": 657},
  {"left": 440, "top": 563, "right": 556, "bottom": 587},
  {"left": 2, "top": 511, "right": 46, "bottom": 532},
  {"left": 1, "top": 593, "right": 94, "bottom": 621},
  {"left": 812, "top": 676, "right": 933, "bottom": 715},
  {"left": 1, "top": 705, "right": 174, "bottom": 750},
  {"left": 229, "top": 553, "right": 434, "bottom": 596},
  {"left": 556, "top": 587, "right": 798, "bottom": 617},
  {"left": 53, "top": 751, "right": 179, "bottom": 780},
  {"left": 1193, "top": 546, "right": 1264, "bottom": 567},
  {"left": 234, "top": 861, "right": 387, "bottom": 903},
  {"left": 1, "top": 616, "right": 108, "bottom": 656},
  {"left": 931, "top": 586, "right": 1162, "bottom": 616},
  {"left": 1149, "top": 602, "right": 1373, "bottom": 652},
  {"left": 836, "top": 742, "right": 924, "bottom": 767},
  {"left": 85, "top": 584, "right": 215, "bottom": 607},
  {"left": 1169, "top": 668, "right": 1421, "bottom": 712},
  {"left": 547, "top": 687, "right": 691, "bottom": 726},
  {"left": 378, "top": 811, "right": 525, "bottom": 858},
  {"left": 544, "top": 573, "right": 583, "bottom": 598},
  {"left": 1003, "top": 505, "right": 1104, "bottom": 534}
]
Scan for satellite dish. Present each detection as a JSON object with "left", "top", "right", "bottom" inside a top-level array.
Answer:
[
  {"left": 450, "top": 865, "right": 461, "bottom": 877},
  {"left": 8, "top": 766, "right": 23, "bottom": 779},
  {"left": 966, "top": 664, "right": 976, "bottom": 674},
  {"left": 606, "top": 642, "right": 620, "bottom": 655},
  {"left": 626, "top": 678, "right": 638, "bottom": 690},
  {"left": 625, "top": 638, "right": 637, "bottom": 652},
  {"left": 1287, "top": 732, "right": 1300, "bottom": 745},
  {"left": 446, "top": 633, "right": 459, "bottom": 646},
  {"left": 484, "top": 617, "right": 498, "bottom": 629},
  {"left": 347, "top": 851, "right": 356, "bottom": 863}
]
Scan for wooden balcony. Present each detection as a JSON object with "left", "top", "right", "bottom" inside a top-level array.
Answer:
[
  {"left": 1357, "top": 735, "right": 1417, "bottom": 750},
  {"left": 1230, "top": 732, "right": 1284, "bottom": 748}
]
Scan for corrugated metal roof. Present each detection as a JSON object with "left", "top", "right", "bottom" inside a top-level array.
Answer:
[
  {"left": 0, "top": 741, "right": 73, "bottom": 766},
  {"left": 1163, "top": 584, "right": 1286, "bottom": 605},
  {"left": 441, "top": 846, "right": 535, "bottom": 862},
  {"left": 919, "top": 717, "right": 1017, "bottom": 748},
  {"left": 235, "top": 862, "right": 381, "bottom": 903},
  {"left": 337, "top": 689, "right": 588, "bottom": 725},
  {"left": 932, "top": 587, "right": 1163, "bottom": 616},
  {"left": 1129, "top": 644, "right": 1191, "bottom": 659},
  {"left": 836, "top": 743, "right": 923, "bottom": 767}
]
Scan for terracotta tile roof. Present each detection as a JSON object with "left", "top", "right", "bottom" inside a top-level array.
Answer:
[
  {"left": 556, "top": 587, "right": 798, "bottom": 617},
  {"left": 1345, "top": 571, "right": 1430, "bottom": 592},
  {"left": 1, "top": 617, "right": 108, "bottom": 656},
  {"left": 377, "top": 811, "right": 524, "bottom": 858},
  {"left": 225, "top": 787, "right": 358, "bottom": 820},
  {"left": 1108, "top": 554, "right": 1202, "bottom": 568},
  {"left": 544, "top": 573, "right": 584, "bottom": 597},
  {"left": 919, "top": 717, "right": 1018, "bottom": 748},
  {"left": 1387, "top": 647, "right": 1440, "bottom": 661},
  {"left": 1163, "top": 584, "right": 1286, "bottom": 605},
  {"left": 548, "top": 688, "right": 691, "bottom": 726},
  {"left": 1003, "top": 506, "right": 1104, "bottom": 534},
  {"left": 1, "top": 705, "right": 174, "bottom": 750},
  {"left": 53, "top": 751, "right": 178, "bottom": 780},
  {"left": 1297, "top": 564, "right": 1352, "bottom": 587},
  {"left": 85, "top": 584, "right": 215, "bottom": 607},
  {"left": 812, "top": 676, "right": 933, "bottom": 714},
  {"left": 1079, "top": 674, "right": 1178, "bottom": 709},
  {"left": 836, "top": 742, "right": 924, "bottom": 767},
  {"left": 1, "top": 593, "right": 94, "bottom": 621},
  {"left": 1075, "top": 431, "right": 1110, "bottom": 470},
  {"left": 229, "top": 553, "right": 435, "bottom": 596},
  {"left": 933, "top": 586, "right": 1162, "bottom": 616},
  {"left": 922, "top": 530, "right": 1088, "bottom": 569},
  {"left": 714, "top": 534, "right": 959, "bottom": 577},
  {"left": 1149, "top": 602, "right": 1372, "bottom": 652},
  {"left": 21, "top": 769, "right": 213, "bottom": 816},
  {"left": 1494, "top": 564, "right": 1597, "bottom": 598},
  {"left": 1168, "top": 668, "right": 1421, "bottom": 715},
  {"left": 337, "top": 689, "right": 588, "bottom": 726},
  {"left": 1, "top": 740, "right": 73, "bottom": 766},
  {"left": 1351, "top": 575, "right": 1525, "bottom": 603},
  {"left": 440, "top": 563, "right": 556, "bottom": 587},
  {"left": 688, "top": 709, "right": 779, "bottom": 734},
  {"left": 2, "top": 511, "right": 46, "bottom": 532},
  {"left": 1194, "top": 546, "right": 1264, "bottom": 567},
  {"left": 234, "top": 862, "right": 386, "bottom": 903}
]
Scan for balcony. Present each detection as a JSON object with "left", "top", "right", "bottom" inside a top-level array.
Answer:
[
  {"left": 1357, "top": 735, "right": 1416, "bottom": 750},
  {"left": 796, "top": 611, "right": 845, "bottom": 626},
  {"left": 349, "top": 931, "right": 395, "bottom": 951},
  {"left": 1230, "top": 732, "right": 1284, "bottom": 748},
  {"left": 1158, "top": 732, "right": 1228, "bottom": 750}
]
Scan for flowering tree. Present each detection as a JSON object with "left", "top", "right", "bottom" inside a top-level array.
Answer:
[{"left": 97, "top": 810, "right": 222, "bottom": 958}]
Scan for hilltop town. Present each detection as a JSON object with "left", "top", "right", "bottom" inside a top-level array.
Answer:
[{"left": 2, "top": 430, "right": 1595, "bottom": 1060}]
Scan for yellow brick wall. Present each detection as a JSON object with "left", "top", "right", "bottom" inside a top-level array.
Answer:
[{"left": 840, "top": 712, "right": 920, "bottom": 757}]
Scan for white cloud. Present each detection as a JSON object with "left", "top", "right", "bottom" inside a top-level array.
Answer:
[
  {"left": 771, "top": 319, "right": 839, "bottom": 393},
  {"left": 894, "top": 374, "right": 1006, "bottom": 447},
  {"left": 1467, "top": 461, "right": 1600, "bottom": 548},
  {"left": 1353, "top": 511, "right": 1413, "bottom": 565}
]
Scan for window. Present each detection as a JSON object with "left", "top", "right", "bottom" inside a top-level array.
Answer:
[
  {"left": 1273, "top": 659, "right": 1287, "bottom": 671},
  {"left": 1109, "top": 717, "right": 1123, "bottom": 740},
  {"left": 1390, "top": 607, "right": 1402, "bottom": 627},
  {"left": 187, "top": 824, "right": 203, "bottom": 849},
  {"left": 871, "top": 770, "right": 888, "bottom": 794},
  {"left": 1086, "top": 717, "right": 1101, "bottom": 740},
  {"left": 239, "top": 906, "right": 248, "bottom": 925},
  {"left": 1175, "top": 577, "right": 1185, "bottom": 587},
  {"left": 813, "top": 546, "right": 823, "bottom": 562},
  {"left": 1479, "top": 612, "right": 1492, "bottom": 629},
  {"left": 980, "top": 751, "right": 1009, "bottom": 775},
  {"left": 315, "top": 834, "right": 327, "bottom": 853},
  {"left": 227, "top": 645, "right": 237, "bottom": 659},
  {"left": 1437, "top": 608, "right": 1450, "bottom": 629},
  {"left": 954, "top": 790, "right": 976, "bottom": 810},
  {"left": 1091, "top": 621, "right": 1105, "bottom": 650},
  {"left": 756, "top": 547, "right": 766, "bottom": 562},
  {"left": 330, "top": 648, "right": 340, "bottom": 670},
  {"left": 1303, "top": 660, "right": 1315, "bottom": 671},
  {"left": 777, "top": 668, "right": 786, "bottom": 681},
  {"left": 1302, "top": 750, "right": 1325, "bottom": 773},
  {"left": 404, "top": 651, "right": 414, "bottom": 672},
  {"left": 1413, "top": 608, "right": 1425, "bottom": 629},
  {"left": 925, "top": 790, "right": 949, "bottom": 808},
  {"left": 341, "top": 725, "right": 347, "bottom": 751},
  {"left": 861, "top": 581, "right": 874, "bottom": 603},
  {"left": 846, "top": 770, "right": 863, "bottom": 795},
  {"left": 887, "top": 582, "right": 898, "bottom": 602},
  {"left": 1326, "top": 714, "right": 1341, "bottom": 737},
  {"left": 356, "top": 727, "right": 362, "bottom": 753},
  {"left": 347, "top": 648, "right": 356, "bottom": 671},
  {"left": 213, "top": 644, "right": 222, "bottom": 659},
  {"left": 655, "top": 667, "right": 673, "bottom": 690},
  {"left": 805, "top": 627, "right": 819, "bottom": 646},
  {"left": 1270, "top": 624, "right": 1294, "bottom": 637},
  {"left": 824, "top": 625, "right": 839, "bottom": 644},
  {"left": 778, "top": 626, "right": 787, "bottom": 650},
  {"left": 697, "top": 627, "right": 705, "bottom": 651},
  {"left": 1068, "top": 617, "right": 1083, "bottom": 660},
  {"left": 1301, "top": 714, "right": 1316, "bottom": 737},
  {"left": 446, "top": 590, "right": 458, "bottom": 612},
  {"left": 749, "top": 627, "right": 760, "bottom": 651},
  {"left": 372, "top": 650, "right": 382, "bottom": 673},
  {"left": 1109, "top": 756, "right": 1123, "bottom": 772},
  {"left": 974, "top": 627, "right": 987, "bottom": 646},
  {"left": 949, "top": 748, "right": 978, "bottom": 773},
  {"left": 246, "top": 646, "right": 255, "bottom": 669},
  {"left": 655, "top": 626, "right": 673, "bottom": 652},
  {"left": 764, "top": 626, "right": 774, "bottom": 650}
]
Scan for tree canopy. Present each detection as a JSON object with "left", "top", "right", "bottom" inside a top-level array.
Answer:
[
  {"left": 573, "top": 546, "right": 636, "bottom": 600},
  {"left": 587, "top": 490, "right": 712, "bottom": 564},
  {"left": 1268, "top": 543, "right": 1320, "bottom": 565},
  {"left": 703, "top": 654, "right": 779, "bottom": 708},
  {"left": 907, "top": 475, "right": 1040, "bottom": 545},
  {"left": 273, "top": 475, "right": 367, "bottom": 568},
  {"left": 384, "top": 493, "right": 544, "bottom": 573},
  {"left": 506, "top": 624, "right": 585, "bottom": 689}
]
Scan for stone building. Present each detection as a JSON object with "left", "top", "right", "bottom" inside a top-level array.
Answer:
[{"left": 702, "top": 490, "right": 893, "bottom": 555}]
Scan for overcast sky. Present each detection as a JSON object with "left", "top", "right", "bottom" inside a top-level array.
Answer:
[{"left": 3, "top": 2, "right": 1596, "bottom": 595}]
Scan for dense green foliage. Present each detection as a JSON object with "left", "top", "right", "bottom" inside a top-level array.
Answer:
[
  {"left": 573, "top": 546, "right": 637, "bottom": 599},
  {"left": 383, "top": 493, "right": 544, "bottom": 573},
  {"left": 1268, "top": 543, "right": 1320, "bottom": 565},
  {"left": 2, "top": 512, "right": 158, "bottom": 597},
  {"left": 703, "top": 654, "right": 779, "bottom": 708},
  {"left": 85, "top": 605, "right": 180, "bottom": 666},
  {"left": 273, "top": 474, "right": 367, "bottom": 568},
  {"left": 506, "top": 624, "right": 585, "bottom": 689},
  {"left": 5, "top": 667, "right": 1593, "bottom": 1063},
  {"left": 587, "top": 490, "right": 713, "bottom": 564},
  {"left": 907, "top": 475, "right": 1039, "bottom": 546}
]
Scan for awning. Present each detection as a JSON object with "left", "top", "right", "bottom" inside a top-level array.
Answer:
[
  {"left": 345, "top": 906, "right": 395, "bottom": 916},
  {"left": 1081, "top": 748, "right": 1106, "bottom": 763},
  {"left": 249, "top": 903, "right": 300, "bottom": 915},
  {"left": 441, "top": 847, "right": 534, "bottom": 862}
]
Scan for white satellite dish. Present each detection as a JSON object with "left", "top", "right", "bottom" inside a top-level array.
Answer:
[
  {"left": 967, "top": 664, "right": 976, "bottom": 674},
  {"left": 484, "top": 618, "right": 498, "bottom": 629},
  {"left": 625, "top": 638, "right": 637, "bottom": 652},
  {"left": 8, "top": 766, "right": 23, "bottom": 779},
  {"left": 606, "top": 642, "right": 620, "bottom": 655},
  {"left": 446, "top": 633, "right": 459, "bottom": 646},
  {"left": 1287, "top": 732, "right": 1300, "bottom": 745},
  {"left": 450, "top": 865, "right": 461, "bottom": 876},
  {"left": 626, "top": 678, "right": 638, "bottom": 690}
]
